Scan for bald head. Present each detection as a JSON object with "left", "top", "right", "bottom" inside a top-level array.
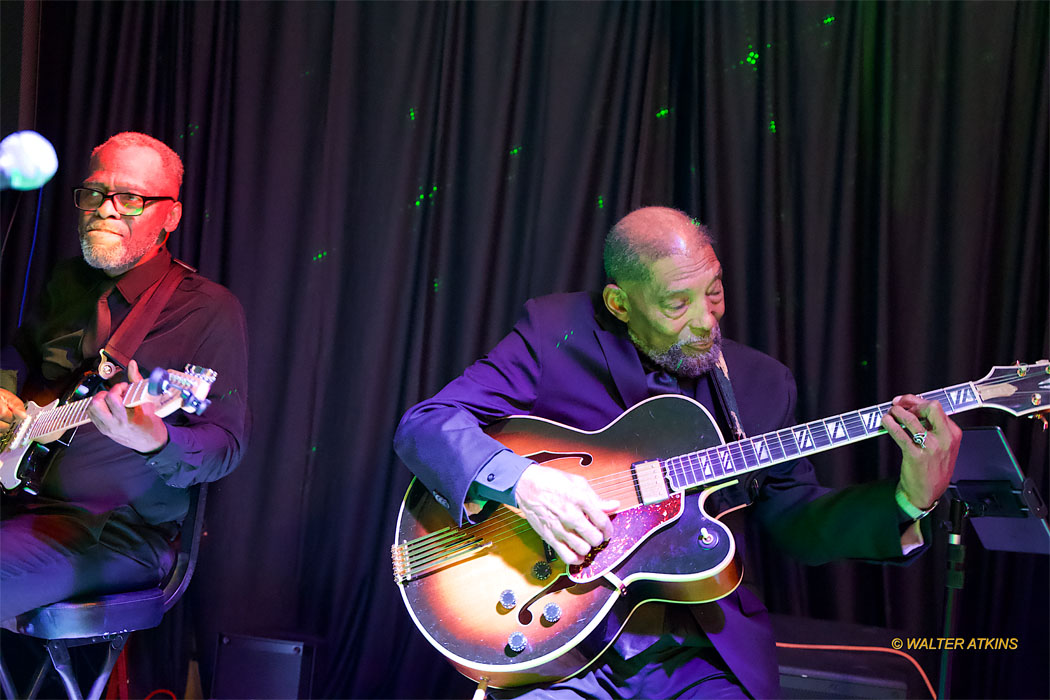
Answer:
[{"left": 603, "top": 207, "right": 714, "bottom": 286}]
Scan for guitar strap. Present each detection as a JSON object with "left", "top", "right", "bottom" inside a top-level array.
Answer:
[
  {"left": 711, "top": 352, "right": 747, "bottom": 441},
  {"left": 709, "top": 352, "right": 764, "bottom": 511},
  {"left": 96, "top": 259, "right": 194, "bottom": 379}
]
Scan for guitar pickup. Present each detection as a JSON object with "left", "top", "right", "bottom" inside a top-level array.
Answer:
[{"left": 631, "top": 460, "right": 670, "bottom": 505}]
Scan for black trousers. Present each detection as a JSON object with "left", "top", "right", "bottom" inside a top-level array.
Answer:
[{"left": 0, "top": 500, "right": 176, "bottom": 621}]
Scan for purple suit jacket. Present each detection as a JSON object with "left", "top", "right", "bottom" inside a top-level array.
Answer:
[{"left": 395, "top": 292, "right": 913, "bottom": 698}]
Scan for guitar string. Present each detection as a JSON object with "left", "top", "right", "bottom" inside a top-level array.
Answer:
[
  {"left": 398, "top": 374, "right": 1045, "bottom": 573},
  {"left": 403, "top": 394, "right": 936, "bottom": 556},
  {"left": 398, "top": 381, "right": 1027, "bottom": 568},
  {"left": 27, "top": 379, "right": 153, "bottom": 440},
  {"left": 402, "top": 448, "right": 1043, "bottom": 576}
]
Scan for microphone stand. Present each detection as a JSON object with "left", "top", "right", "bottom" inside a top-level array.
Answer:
[{"left": 937, "top": 498, "right": 967, "bottom": 699}]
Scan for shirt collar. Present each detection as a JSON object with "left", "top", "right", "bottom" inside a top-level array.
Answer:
[{"left": 113, "top": 248, "right": 172, "bottom": 303}]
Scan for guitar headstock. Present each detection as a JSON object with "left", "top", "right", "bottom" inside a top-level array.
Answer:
[
  {"left": 144, "top": 366, "right": 218, "bottom": 417},
  {"left": 974, "top": 361, "right": 1050, "bottom": 417}
]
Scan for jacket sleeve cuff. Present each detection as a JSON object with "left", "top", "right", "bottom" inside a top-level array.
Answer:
[
  {"left": 900, "top": 520, "right": 925, "bottom": 555},
  {"left": 468, "top": 449, "right": 535, "bottom": 506}
]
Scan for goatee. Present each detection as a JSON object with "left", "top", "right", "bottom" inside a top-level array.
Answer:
[{"left": 631, "top": 325, "right": 724, "bottom": 378}]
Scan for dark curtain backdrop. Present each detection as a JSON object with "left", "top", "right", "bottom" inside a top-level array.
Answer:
[{"left": 1, "top": 1, "right": 1047, "bottom": 698}]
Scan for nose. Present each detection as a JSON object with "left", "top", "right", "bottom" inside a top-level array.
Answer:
[
  {"left": 94, "top": 195, "right": 121, "bottom": 218},
  {"left": 688, "top": 302, "right": 716, "bottom": 335}
]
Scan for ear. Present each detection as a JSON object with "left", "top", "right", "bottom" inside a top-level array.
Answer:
[
  {"left": 162, "top": 201, "right": 183, "bottom": 235},
  {"left": 602, "top": 284, "right": 630, "bottom": 323}
]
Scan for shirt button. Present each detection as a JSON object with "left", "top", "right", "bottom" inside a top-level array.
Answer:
[{"left": 486, "top": 473, "right": 495, "bottom": 482}]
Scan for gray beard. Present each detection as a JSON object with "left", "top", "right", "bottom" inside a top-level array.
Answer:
[
  {"left": 80, "top": 232, "right": 155, "bottom": 274},
  {"left": 631, "top": 325, "right": 724, "bottom": 378}
]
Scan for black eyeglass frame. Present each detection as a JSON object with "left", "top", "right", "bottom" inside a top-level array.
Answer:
[{"left": 72, "top": 187, "right": 176, "bottom": 216}]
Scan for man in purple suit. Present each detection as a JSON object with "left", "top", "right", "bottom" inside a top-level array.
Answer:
[{"left": 395, "top": 207, "right": 960, "bottom": 698}]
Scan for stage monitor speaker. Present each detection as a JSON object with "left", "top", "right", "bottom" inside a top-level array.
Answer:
[
  {"left": 212, "top": 633, "right": 313, "bottom": 699},
  {"left": 772, "top": 614, "right": 929, "bottom": 699},
  {"left": 779, "top": 665, "right": 908, "bottom": 699}
]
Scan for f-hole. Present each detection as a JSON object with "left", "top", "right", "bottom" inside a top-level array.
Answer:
[{"left": 518, "top": 576, "right": 575, "bottom": 625}]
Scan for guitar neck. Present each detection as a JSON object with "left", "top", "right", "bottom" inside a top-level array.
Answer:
[
  {"left": 664, "top": 381, "right": 984, "bottom": 491},
  {"left": 26, "top": 379, "right": 152, "bottom": 442}
]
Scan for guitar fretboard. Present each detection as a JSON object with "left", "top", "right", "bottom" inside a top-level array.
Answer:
[
  {"left": 664, "top": 382, "right": 981, "bottom": 490},
  {"left": 26, "top": 380, "right": 151, "bottom": 441}
]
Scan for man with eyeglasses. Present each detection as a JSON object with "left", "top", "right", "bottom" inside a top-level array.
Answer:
[{"left": 0, "top": 132, "right": 249, "bottom": 623}]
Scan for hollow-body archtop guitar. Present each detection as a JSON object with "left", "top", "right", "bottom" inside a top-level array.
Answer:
[{"left": 392, "top": 363, "right": 1049, "bottom": 688}]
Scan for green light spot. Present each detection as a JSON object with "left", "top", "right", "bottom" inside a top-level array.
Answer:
[
  {"left": 413, "top": 185, "right": 438, "bottom": 208},
  {"left": 768, "top": 120, "right": 776, "bottom": 133},
  {"left": 409, "top": 108, "right": 416, "bottom": 120},
  {"left": 597, "top": 196, "right": 604, "bottom": 209},
  {"left": 509, "top": 146, "right": 522, "bottom": 156},
  {"left": 312, "top": 250, "right": 328, "bottom": 262},
  {"left": 656, "top": 108, "right": 672, "bottom": 119},
  {"left": 860, "top": 360, "right": 869, "bottom": 367},
  {"left": 311, "top": 445, "right": 317, "bottom": 452},
  {"left": 746, "top": 51, "right": 759, "bottom": 65},
  {"left": 433, "top": 278, "right": 440, "bottom": 293},
  {"left": 824, "top": 15, "right": 835, "bottom": 25}
]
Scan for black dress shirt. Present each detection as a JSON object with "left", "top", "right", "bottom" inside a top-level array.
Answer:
[{"left": 11, "top": 249, "right": 250, "bottom": 526}]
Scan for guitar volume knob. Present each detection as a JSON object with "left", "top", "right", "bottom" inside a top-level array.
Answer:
[
  {"left": 542, "top": 602, "right": 562, "bottom": 623},
  {"left": 498, "top": 589, "right": 517, "bottom": 610},
  {"left": 507, "top": 631, "right": 528, "bottom": 653},
  {"left": 531, "top": 561, "right": 552, "bottom": 580}
]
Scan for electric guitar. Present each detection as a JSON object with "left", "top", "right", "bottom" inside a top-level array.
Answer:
[
  {"left": 392, "top": 362, "right": 1049, "bottom": 688},
  {"left": 0, "top": 365, "right": 217, "bottom": 493}
]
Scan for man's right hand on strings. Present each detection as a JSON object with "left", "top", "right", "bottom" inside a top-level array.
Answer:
[{"left": 513, "top": 464, "right": 619, "bottom": 565}]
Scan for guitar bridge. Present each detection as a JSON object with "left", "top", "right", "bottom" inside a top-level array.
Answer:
[{"left": 632, "top": 460, "right": 670, "bottom": 505}]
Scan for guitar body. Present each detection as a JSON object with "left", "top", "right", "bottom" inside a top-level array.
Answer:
[
  {"left": 0, "top": 398, "right": 61, "bottom": 493},
  {"left": 393, "top": 395, "right": 743, "bottom": 688}
]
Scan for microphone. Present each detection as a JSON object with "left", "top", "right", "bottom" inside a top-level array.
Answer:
[{"left": 0, "top": 130, "right": 59, "bottom": 191}]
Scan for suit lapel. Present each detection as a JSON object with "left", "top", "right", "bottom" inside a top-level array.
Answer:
[{"left": 594, "top": 328, "right": 648, "bottom": 410}]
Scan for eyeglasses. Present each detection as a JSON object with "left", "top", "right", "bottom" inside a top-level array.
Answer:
[{"left": 72, "top": 187, "right": 175, "bottom": 216}]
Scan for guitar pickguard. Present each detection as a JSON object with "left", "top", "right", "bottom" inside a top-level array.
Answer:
[{"left": 569, "top": 494, "right": 683, "bottom": 583}]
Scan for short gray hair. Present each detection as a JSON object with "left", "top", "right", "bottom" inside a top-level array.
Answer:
[{"left": 91, "top": 132, "right": 184, "bottom": 193}]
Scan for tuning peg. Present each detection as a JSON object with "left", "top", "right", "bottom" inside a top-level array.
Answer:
[{"left": 148, "top": 367, "right": 170, "bottom": 396}]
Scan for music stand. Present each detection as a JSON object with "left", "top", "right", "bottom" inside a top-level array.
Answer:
[{"left": 937, "top": 426, "right": 1048, "bottom": 698}]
